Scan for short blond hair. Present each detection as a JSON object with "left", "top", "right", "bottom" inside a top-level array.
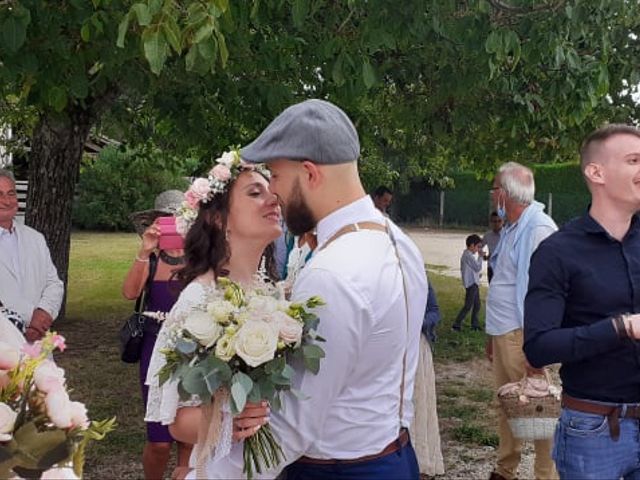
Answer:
[{"left": 580, "top": 124, "right": 640, "bottom": 171}]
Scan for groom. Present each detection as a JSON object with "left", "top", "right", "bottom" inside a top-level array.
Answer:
[{"left": 186, "top": 99, "right": 428, "bottom": 479}]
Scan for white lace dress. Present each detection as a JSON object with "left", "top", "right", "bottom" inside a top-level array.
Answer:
[{"left": 145, "top": 279, "right": 234, "bottom": 464}]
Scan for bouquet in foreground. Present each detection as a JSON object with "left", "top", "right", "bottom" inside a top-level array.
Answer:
[
  {"left": 0, "top": 332, "right": 115, "bottom": 479},
  {"left": 158, "top": 278, "right": 325, "bottom": 478}
]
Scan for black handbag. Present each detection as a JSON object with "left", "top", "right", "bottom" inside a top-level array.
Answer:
[{"left": 119, "top": 254, "right": 158, "bottom": 363}]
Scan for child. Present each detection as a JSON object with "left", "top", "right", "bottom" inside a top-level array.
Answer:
[{"left": 452, "top": 234, "right": 483, "bottom": 331}]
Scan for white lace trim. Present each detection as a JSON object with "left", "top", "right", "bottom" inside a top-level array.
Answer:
[{"left": 145, "top": 281, "right": 213, "bottom": 424}]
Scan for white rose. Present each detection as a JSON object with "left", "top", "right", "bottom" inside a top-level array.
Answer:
[
  {"left": 0, "top": 402, "right": 17, "bottom": 441},
  {"left": 206, "top": 301, "right": 236, "bottom": 324},
  {"left": 69, "top": 401, "right": 89, "bottom": 429},
  {"left": 45, "top": 389, "right": 72, "bottom": 429},
  {"left": 33, "top": 360, "right": 66, "bottom": 393},
  {"left": 235, "top": 321, "right": 278, "bottom": 367},
  {"left": 41, "top": 467, "right": 79, "bottom": 480},
  {"left": 218, "top": 151, "right": 238, "bottom": 168},
  {"left": 247, "top": 296, "right": 279, "bottom": 320},
  {"left": 273, "top": 312, "right": 303, "bottom": 347},
  {"left": 214, "top": 333, "right": 237, "bottom": 362},
  {"left": 0, "top": 341, "right": 20, "bottom": 370},
  {"left": 184, "top": 311, "right": 223, "bottom": 347}
]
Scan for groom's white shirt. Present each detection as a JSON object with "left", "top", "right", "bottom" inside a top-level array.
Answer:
[{"left": 191, "top": 195, "right": 428, "bottom": 478}]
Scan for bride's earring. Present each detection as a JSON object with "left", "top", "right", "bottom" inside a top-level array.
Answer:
[{"left": 225, "top": 230, "right": 230, "bottom": 241}]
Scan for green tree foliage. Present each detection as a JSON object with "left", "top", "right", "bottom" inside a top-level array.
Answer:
[
  {"left": 1, "top": 0, "right": 639, "bottom": 292},
  {"left": 73, "top": 146, "right": 191, "bottom": 231}
]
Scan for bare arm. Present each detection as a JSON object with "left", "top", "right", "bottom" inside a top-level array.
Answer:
[{"left": 122, "top": 222, "right": 160, "bottom": 299}]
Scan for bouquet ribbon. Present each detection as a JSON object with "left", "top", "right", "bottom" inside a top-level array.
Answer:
[{"left": 195, "top": 389, "right": 229, "bottom": 479}]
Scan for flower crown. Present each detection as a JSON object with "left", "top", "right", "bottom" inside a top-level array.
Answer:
[{"left": 175, "top": 149, "right": 269, "bottom": 237}]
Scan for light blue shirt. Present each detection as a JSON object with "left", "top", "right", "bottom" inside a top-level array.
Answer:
[
  {"left": 485, "top": 202, "right": 557, "bottom": 336},
  {"left": 460, "top": 249, "right": 482, "bottom": 288}
]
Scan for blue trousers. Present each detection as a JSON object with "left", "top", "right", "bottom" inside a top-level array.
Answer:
[
  {"left": 284, "top": 442, "right": 419, "bottom": 480},
  {"left": 554, "top": 406, "right": 640, "bottom": 479}
]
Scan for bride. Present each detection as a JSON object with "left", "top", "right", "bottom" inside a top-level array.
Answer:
[{"left": 145, "top": 153, "right": 281, "bottom": 471}]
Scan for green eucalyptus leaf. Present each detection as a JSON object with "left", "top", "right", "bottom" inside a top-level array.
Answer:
[
  {"left": 247, "top": 382, "right": 262, "bottom": 403},
  {"left": 176, "top": 338, "right": 197, "bottom": 355},
  {"left": 231, "top": 380, "right": 247, "bottom": 413},
  {"left": 303, "top": 356, "right": 320, "bottom": 374},
  {"left": 302, "top": 344, "right": 325, "bottom": 360},
  {"left": 233, "top": 371, "right": 253, "bottom": 394}
]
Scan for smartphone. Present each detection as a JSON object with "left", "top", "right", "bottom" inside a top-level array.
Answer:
[{"left": 157, "top": 216, "right": 185, "bottom": 250}]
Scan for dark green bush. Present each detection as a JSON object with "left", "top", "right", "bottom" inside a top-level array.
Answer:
[{"left": 73, "top": 146, "right": 191, "bottom": 231}]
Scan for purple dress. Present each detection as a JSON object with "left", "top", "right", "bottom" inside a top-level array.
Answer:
[{"left": 139, "top": 280, "right": 181, "bottom": 443}]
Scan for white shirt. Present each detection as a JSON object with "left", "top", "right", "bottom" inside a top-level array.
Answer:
[
  {"left": 193, "top": 195, "right": 428, "bottom": 479},
  {"left": 0, "top": 222, "right": 63, "bottom": 324}
]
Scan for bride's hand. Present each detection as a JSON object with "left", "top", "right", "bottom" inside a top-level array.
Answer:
[
  {"left": 171, "top": 466, "right": 193, "bottom": 480},
  {"left": 233, "top": 400, "right": 270, "bottom": 441}
]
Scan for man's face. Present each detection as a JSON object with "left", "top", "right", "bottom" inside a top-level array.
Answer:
[
  {"left": 268, "top": 160, "right": 316, "bottom": 235},
  {"left": 0, "top": 176, "right": 18, "bottom": 227},
  {"left": 374, "top": 192, "right": 393, "bottom": 213},
  {"left": 490, "top": 176, "right": 504, "bottom": 209},
  {"left": 594, "top": 134, "right": 640, "bottom": 211}
]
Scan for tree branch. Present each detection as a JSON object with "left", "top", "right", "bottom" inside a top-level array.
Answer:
[{"left": 487, "top": 0, "right": 565, "bottom": 15}]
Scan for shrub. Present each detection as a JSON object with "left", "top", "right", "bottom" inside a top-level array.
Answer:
[{"left": 73, "top": 146, "right": 191, "bottom": 231}]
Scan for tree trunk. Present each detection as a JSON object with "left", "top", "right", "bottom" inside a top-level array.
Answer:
[{"left": 25, "top": 109, "right": 95, "bottom": 319}]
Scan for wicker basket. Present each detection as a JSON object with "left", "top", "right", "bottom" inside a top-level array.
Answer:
[{"left": 497, "top": 372, "right": 561, "bottom": 441}]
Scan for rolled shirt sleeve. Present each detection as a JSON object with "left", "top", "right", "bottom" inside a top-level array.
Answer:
[{"left": 35, "top": 236, "right": 64, "bottom": 320}]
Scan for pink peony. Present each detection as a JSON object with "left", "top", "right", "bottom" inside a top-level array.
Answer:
[
  {"left": 34, "top": 360, "right": 66, "bottom": 393},
  {"left": 69, "top": 401, "right": 89, "bottom": 429},
  {"left": 22, "top": 341, "right": 42, "bottom": 358},
  {"left": 191, "top": 178, "right": 211, "bottom": 200},
  {"left": 0, "top": 370, "right": 9, "bottom": 389},
  {"left": 45, "top": 388, "right": 72, "bottom": 429},
  {"left": 0, "top": 342, "right": 20, "bottom": 370},
  {"left": 51, "top": 334, "right": 66, "bottom": 352},
  {"left": 211, "top": 164, "right": 232, "bottom": 182}
]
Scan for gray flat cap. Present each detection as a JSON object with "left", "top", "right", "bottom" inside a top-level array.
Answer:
[{"left": 241, "top": 99, "right": 360, "bottom": 164}]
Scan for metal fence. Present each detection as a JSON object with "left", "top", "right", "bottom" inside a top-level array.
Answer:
[{"left": 394, "top": 188, "right": 590, "bottom": 228}]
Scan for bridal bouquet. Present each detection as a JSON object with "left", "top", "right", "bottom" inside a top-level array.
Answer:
[
  {"left": 158, "top": 278, "right": 325, "bottom": 478},
  {"left": 0, "top": 332, "right": 115, "bottom": 479}
]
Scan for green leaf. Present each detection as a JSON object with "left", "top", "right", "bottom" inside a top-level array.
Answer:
[
  {"left": 132, "top": 3, "right": 152, "bottom": 26},
  {"left": 233, "top": 371, "right": 254, "bottom": 394},
  {"left": 247, "top": 382, "right": 262, "bottom": 403},
  {"left": 203, "top": 369, "right": 221, "bottom": 393},
  {"left": 292, "top": 0, "right": 308, "bottom": 30},
  {"left": 80, "top": 23, "right": 91, "bottom": 42},
  {"left": 213, "top": 0, "right": 230, "bottom": 12},
  {"left": 117, "top": 12, "right": 131, "bottom": 48},
  {"left": 303, "top": 356, "right": 320, "bottom": 374},
  {"left": 181, "top": 367, "right": 209, "bottom": 400},
  {"left": 193, "top": 22, "right": 214, "bottom": 44},
  {"left": 48, "top": 87, "right": 68, "bottom": 112},
  {"left": 143, "top": 30, "right": 168, "bottom": 75},
  {"left": 69, "top": 74, "right": 89, "bottom": 99},
  {"left": 162, "top": 19, "right": 182, "bottom": 53},
  {"left": 302, "top": 344, "right": 325, "bottom": 359},
  {"left": 231, "top": 380, "right": 247, "bottom": 413},
  {"left": 2, "top": 16, "right": 27, "bottom": 53},
  {"left": 185, "top": 44, "right": 199, "bottom": 72},
  {"left": 215, "top": 31, "right": 229, "bottom": 68},
  {"left": 148, "top": 0, "right": 163, "bottom": 15},
  {"left": 176, "top": 338, "right": 197, "bottom": 355},
  {"left": 485, "top": 30, "right": 501, "bottom": 54},
  {"left": 332, "top": 53, "right": 345, "bottom": 86},
  {"left": 362, "top": 60, "right": 376, "bottom": 89}
]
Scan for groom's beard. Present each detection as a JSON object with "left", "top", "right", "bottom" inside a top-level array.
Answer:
[{"left": 284, "top": 179, "right": 316, "bottom": 236}]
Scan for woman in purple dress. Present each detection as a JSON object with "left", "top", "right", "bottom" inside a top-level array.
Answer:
[{"left": 123, "top": 191, "right": 193, "bottom": 480}]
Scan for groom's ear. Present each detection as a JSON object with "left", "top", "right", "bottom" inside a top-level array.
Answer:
[{"left": 300, "top": 160, "right": 323, "bottom": 190}]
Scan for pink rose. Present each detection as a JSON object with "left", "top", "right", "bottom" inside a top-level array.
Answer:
[
  {"left": 184, "top": 190, "right": 200, "bottom": 209},
  {"left": 34, "top": 360, "right": 66, "bottom": 393},
  {"left": 191, "top": 178, "right": 211, "bottom": 200},
  {"left": 0, "top": 342, "right": 20, "bottom": 370},
  {"left": 273, "top": 312, "right": 303, "bottom": 347},
  {"left": 45, "top": 388, "right": 72, "bottom": 428},
  {"left": 69, "top": 401, "right": 89, "bottom": 429},
  {"left": 211, "top": 164, "right": 232, "bottom": 182}
]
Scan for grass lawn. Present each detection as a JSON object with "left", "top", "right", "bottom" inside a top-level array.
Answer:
[{"left": 54, "top": 231, "right": 495, "bottom": 478}]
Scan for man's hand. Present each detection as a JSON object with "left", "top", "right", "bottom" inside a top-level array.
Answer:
[
  {"left": 485, "top": 338, "right": 493, "bottom": 362},
  {"left": 233, "top": 401, "right": 270, "bottom": 442},
  {"left": 26, "top": 308, "right": 53, "bottom": 342},
  {"left": 524, "top": 359, "right": 545, "bottom": 376}
]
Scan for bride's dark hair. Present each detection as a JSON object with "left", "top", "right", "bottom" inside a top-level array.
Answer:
[{"left": 175, "top": 174, "right": 278, "bottom": 287}]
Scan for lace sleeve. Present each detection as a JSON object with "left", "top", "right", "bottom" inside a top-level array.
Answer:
[{"left": 145, "top": 281, "right": 210, "bottom": 425}]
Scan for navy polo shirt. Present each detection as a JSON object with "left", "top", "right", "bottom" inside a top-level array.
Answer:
[{"left": 523, "top": 213, "right": 640, "bottom": 403}]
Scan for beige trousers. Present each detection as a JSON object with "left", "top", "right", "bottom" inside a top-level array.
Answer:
[{"left": 492, "top": 329, "right": 558, "bottom": 480}]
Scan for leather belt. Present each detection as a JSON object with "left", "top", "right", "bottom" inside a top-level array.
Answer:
[
  {"left": 562, "top": 394, "right": 640, "bottom": 441},
  {"left": 296, "top": 428, "right": 410, "bottom": 465}
]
